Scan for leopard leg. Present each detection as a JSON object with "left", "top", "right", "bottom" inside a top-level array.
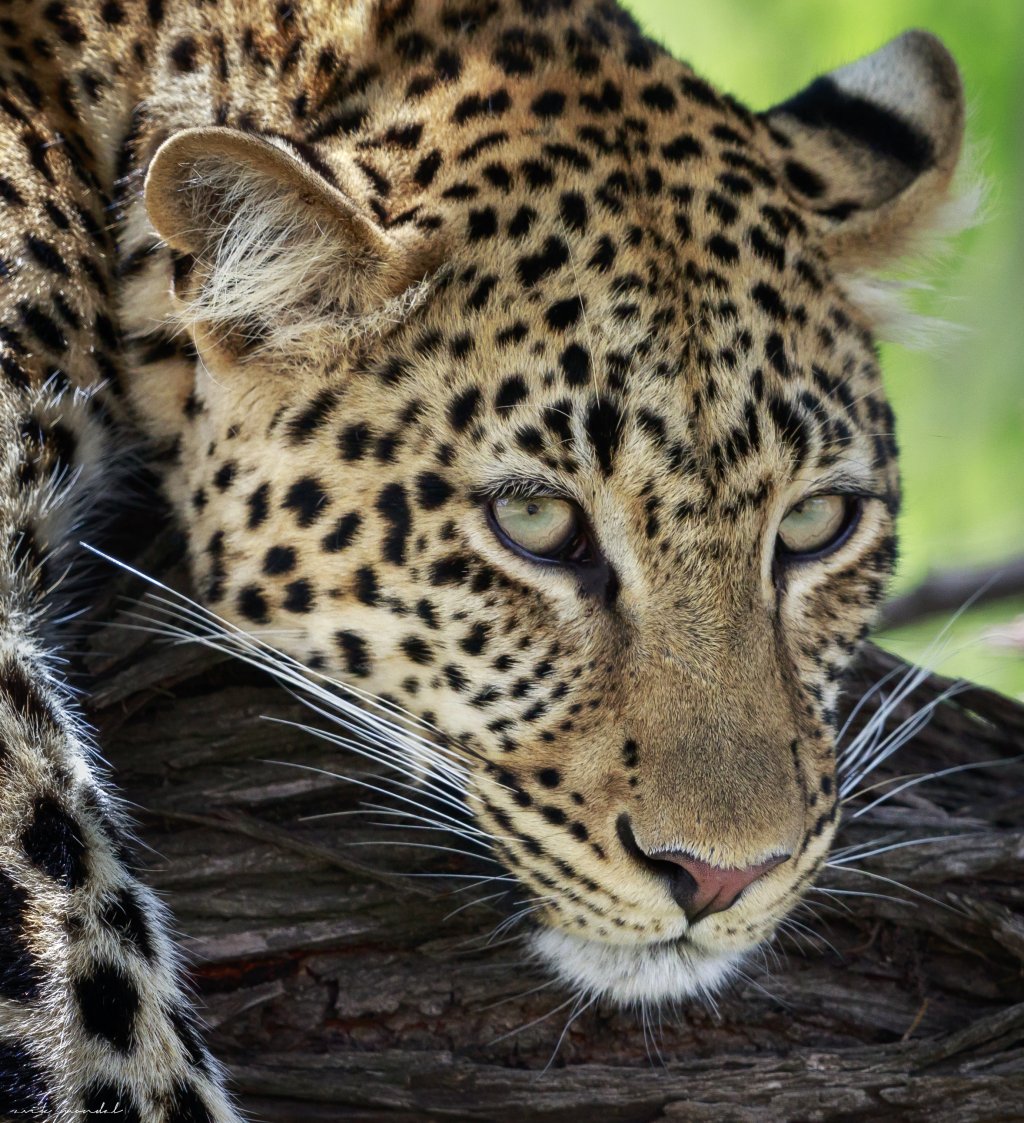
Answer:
[{"left": 0, "top": 72, "right": 243, "bottom": 1123}]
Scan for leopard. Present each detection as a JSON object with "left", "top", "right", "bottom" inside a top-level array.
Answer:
[{"left": 0, "top": 0, "right": 972, "bottom": 1118}]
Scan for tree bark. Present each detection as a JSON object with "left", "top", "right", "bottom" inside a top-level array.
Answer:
[{"left": 81, "top": 536, "right": 1024, "bottom": 1123}]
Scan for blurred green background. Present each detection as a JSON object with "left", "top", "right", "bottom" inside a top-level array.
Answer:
[{"left": 627, "top": 0, "right": 1024, "bottom": 698}]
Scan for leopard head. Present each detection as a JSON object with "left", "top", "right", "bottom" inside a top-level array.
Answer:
[{"left": 134, "top": 7, "right": 967, "bottom": 1004}]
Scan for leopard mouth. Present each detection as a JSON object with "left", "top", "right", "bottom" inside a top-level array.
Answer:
[{"left": 529, "top": 926, "right": 747, "bottom": 1006}]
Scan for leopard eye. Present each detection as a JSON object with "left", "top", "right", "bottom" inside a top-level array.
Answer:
[
  {"left": 778, "top": 495, "right": 854, "bottom": 557},
  {"left": 490, "top": 496, "right": 583, "bottom": 561}
]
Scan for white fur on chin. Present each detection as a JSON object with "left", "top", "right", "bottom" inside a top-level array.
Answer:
[{"left": 530, "top": 927, "right": 744, "bottom": 1006}]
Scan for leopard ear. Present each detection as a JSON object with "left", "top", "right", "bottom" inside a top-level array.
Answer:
[
  {"left": 762, "top": 30, "right": 969, "bottom": 273},
  {"left": 144, "top": 127, "right": 434, "bottom": 359}
]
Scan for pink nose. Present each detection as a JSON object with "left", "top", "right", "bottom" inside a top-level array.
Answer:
[{"left": 654, "top": 852, "right": 787, "bottom": 921}]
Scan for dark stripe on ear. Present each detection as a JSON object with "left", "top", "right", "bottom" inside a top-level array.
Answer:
[{"left": 777, "top": 77, "right": 934, "bottom": 173}]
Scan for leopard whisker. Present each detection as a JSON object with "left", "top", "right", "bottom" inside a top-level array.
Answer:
[
  {"left": 544, "top": 990, "right": 598, "bottom": 1070},
  {"left": 486, "top": 988, "right": 584, "bottom": 1048},
  {"left": 821, "top": 865, "right": 959, "bottom": 913},
  {"left": 264, "top": 716, "right": 473, "bottom": 818},
  {"left": 266, "top": 757, "right": 480, "bottom": 842},
  {"left": 90, "top": 545, "right": 483, "bottom": 769},
  {"left": 849, "top": 755, "right": 1023, "bottom": 819}
]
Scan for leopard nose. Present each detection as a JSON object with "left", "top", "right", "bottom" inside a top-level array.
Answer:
[
  {"left": 651, "top": 852, "right": 788, "bottom": 921},
  {"left": 616, "top": 814, "right": 788, "bottom": 922}
]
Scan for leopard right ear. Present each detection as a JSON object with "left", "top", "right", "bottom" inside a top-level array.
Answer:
[
  {"left": 145, "top": 127, "right": 436, "bottom": 360},
  {"left": 761, "top": 31, "right": 969, "bottom": 273}
]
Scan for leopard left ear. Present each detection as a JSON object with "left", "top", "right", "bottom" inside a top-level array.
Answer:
[
  {"left": 144, "top": 127, "right": 438, "bottom": 361},
  {"left": 762, "top": 30, "right": 968, "bottom": 271}
]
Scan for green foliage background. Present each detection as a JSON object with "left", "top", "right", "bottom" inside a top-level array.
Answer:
[{"left": 626, "top": 0, "right": 1024, "bottom": 697}]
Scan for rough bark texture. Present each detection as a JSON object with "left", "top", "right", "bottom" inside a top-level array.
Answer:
[{"left": 80, "top": 533, "right": 1024, "bottom": 1123}]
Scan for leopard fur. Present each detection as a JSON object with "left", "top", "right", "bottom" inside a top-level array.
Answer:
[{"left": 0, "top": 0, "right": 968, "bottom": 1118}]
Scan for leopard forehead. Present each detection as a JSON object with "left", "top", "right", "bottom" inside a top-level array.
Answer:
[{"left": 125, "top": 0, "right": 964, "bottom": 997}]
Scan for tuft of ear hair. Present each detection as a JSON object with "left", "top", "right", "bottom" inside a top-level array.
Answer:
[
  {"left": 145, "top": 127, "right": 439, "bottom": 362},
  {"left": 762, "top": 30, "right": 980, "bottom": 344}
]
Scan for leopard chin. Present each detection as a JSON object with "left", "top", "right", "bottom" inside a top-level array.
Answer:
[{"left": 530, "top": 927, "right": 746, "bottom": 1006}]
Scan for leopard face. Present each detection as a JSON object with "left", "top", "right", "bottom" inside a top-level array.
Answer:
[{"left": 124, "top": 2, "right": 965, "bottom": 1003}]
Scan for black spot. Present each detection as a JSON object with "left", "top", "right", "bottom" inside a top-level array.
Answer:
[
  {"left": 0, "top": 659, "right": 57, "bottom": 728},
  {"left": 212, "top": 461, "right": 236, "bottom": 491},
  {"left": 460, "top": 623, "right": 490, "bottom": 655},
  {"left": 83, "top": 1080, "right": 141, "bottom": 1122},
  {"left": 661, "top": 133, "right": 702, "bottom": 162},
  {"left": 448, "top": 387, "right": 481, "bottom": 432},
  {"left": 784, "top": 159, "right": 825, "bottom": 198},
  {"left": 246, "top": 483, "right": 269, "bottom": 528},
  {"left": 322, "top": 512, "right": 362, "bottom": 552},
  {"left": 287, "top": 387, "right": 342, "bottom": 440},
  {"left": 384, "top": 122, "right": 423, "bottom": 148},
  {"left": 466, "top": 274, "right": 498, "bottom": 310},
  {"left": 482, "top": 162, "right": 512, "bottom": 191},
  {"left": 588, "top": 235, "right": 615, "bottom": 272},
  {"left": 25, "top": 234, "right": 69, "bottom": 276},
  {"left": 468, "top": 206, "right": 498, "bottom": 241},
  {"left": 508, "top": 205, "right": 536, "bottom": 237},
  {"left": 585, "top": 396, "right": 623, "bottom": 476},
  {"left": 376, "top": 483, "right": 412, "bottom": 565},
  {"left": 416, "top": 472, "right": 454, "bottom": 510},
  {"left": 283, "top": 476, "right": 329, "bottom": 527},
  {"left": 531, "top": 89, "right": 565, "bottom": 117},
  {"left": 765, "top": 331, "right": 791, "bottom": 377},
  {"left": 495, "top": 375, "right": 529, "bottom": 410},
  {"left": 0, "top": 175, "right": 26, "bottom": 206},
  {"left": 517, "top": 235, "right": 569, "bottom": 288},
  {"left": 401, "top": 635, "right": 434, "bottom": 665},
  {"left": 707, "top": 234, "right": 739, "bottom": 264},
  {"left": 76, "top": 961, "right": 139, "bottom": 1052},
  {"left": 263, "top": 545, "right": 296, "bottom": 575},
  {"left": 21, "top": 796, "right": 86, "bottom": 890},
  {"left": 0, "top": 871, "right": 43, "bottom": 1000},
  {"left": 413, "top": 149, "right": 442, "bottom": 186},
  {"left": 430, "top": 554, "right": 469, "bottom": 586},
  {"left": 339, "top": 422, "right": 373, "bottom": 461},
  {"left": 166, "top": 1080, "right": 215, "bottom": 1123},
  {"left": 100, "top": 885, "right": 154, "bottom": 961},
  {"left": 283, "top": 579, "right": 314, "bottom": 613},
  {"left": 168, "top": 1005, "right": 209, "bottom": 1073},
  {"left": 537, "top": 768, "right": 561, "bottom": 788},
  {"left": 0, "top": 1041, "right": 50, "bottom": 1117},
  {"left": 641, "top": 82, "right": 676, "bottom": 111},
  {"left": 414, "top": 600, "right": 439, "bottom": 631},
  {"left": 452, "top": 88, "right": 511, "bottom": 126},
  {"left": 515, "top": 426, "right": 544, "bottom": 454},
  {"left": 680, "top": 74, "right": 720, "bottom": 107},
  {"left": 767, "top": 395, "right": 809, "bottom": 466},
  {"left": 750, "top": 226, "right": 785, "bottom": 271},
  {"left": 170, "top": 35, "right": 198, "bottom": 72},
  {"left": 560, "top": 343, "right": 590, "bottom": 387},
  {"left": 18, "top": 302, "right": 67, "bottom": 352},
  {"left": 236, "top": 585, "right": 269, "bottom": 624},
  {"left": 336, "top": 631, "right": 372, "bottom": 677},
  {"left": 355, "top": 566, "right": 380, "bottom": 605},
  {"left": 545, "top": 297, "right": 584, "bottom": 331},
  {"left": 558, "top": 191, "right": 588, "bottom": 233},
  {"left": 752, "top": 281, "right": 788, "bottom": 322}
]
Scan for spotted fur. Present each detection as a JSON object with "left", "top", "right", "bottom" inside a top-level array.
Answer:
[{"left": 0, "top": 0, "right": 970, "bottom": 1117}]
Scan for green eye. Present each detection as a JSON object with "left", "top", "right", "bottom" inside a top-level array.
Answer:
[
  {"left": 490, "top": 496, "right": 584, "bottom": 560},
  {"left": 778, "top": 495, "right": 853, "bottom": 556}
]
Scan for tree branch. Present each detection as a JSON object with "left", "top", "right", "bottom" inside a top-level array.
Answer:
[{"left": 878, "top": 554, "right": 1024, "bottom": 631}]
